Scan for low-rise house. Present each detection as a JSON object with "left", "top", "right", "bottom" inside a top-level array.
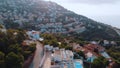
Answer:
[
  {"left": 103, "top": 40, "right": 110, "bottom": 46},
  {"left": 83, "top": 44, "right": 112, "bottom": 63},
  {"left": 26, "top": 30, "right": 40, "bottom": 40},
  {"left": 44, "top": 45, "right": 53, "bottom": 51},
  {"left": 51, "top": 48, "right": 74, "bottom": 68},
  {"left": 84, "top": 44, "right": 105, "bottom": 52},
  {"left": 86, "top": 52, "right": 96, "bottom": 62}
]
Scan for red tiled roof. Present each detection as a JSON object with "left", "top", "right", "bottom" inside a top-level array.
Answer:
[{"left": 84, "top": 44, "right": 105, "bottom": 52}]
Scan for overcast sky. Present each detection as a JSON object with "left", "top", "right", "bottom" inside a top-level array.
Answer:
[{"left": 45, "top": 0, "right": 120, "bottom": 28}]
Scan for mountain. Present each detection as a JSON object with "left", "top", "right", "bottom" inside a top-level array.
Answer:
[{"left": 0, "top": 0, "right": 120, "bottom": 40}]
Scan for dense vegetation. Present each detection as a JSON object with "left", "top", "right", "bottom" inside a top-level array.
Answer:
[
  {"left": 91, "top": 56, "right": 109, "bottom": 68},
  {"left": 41, "top": 34, "right": 73, "bottom": 50},
  {"left": 74, "top": 51, "right": 85, "bottom": 59},
  {"left": 70, "top": 27, "right": 120, "bottom": 41},
  {"left": 107, "top": 46, "right": 120, "bottom": 67},
  {"left": 0, "top": 28, "right": 36, "bottom": 68}
]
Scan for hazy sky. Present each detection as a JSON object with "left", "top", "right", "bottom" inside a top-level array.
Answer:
[{"left": 45, "top": 0, "right": 120, "bottom": 28}]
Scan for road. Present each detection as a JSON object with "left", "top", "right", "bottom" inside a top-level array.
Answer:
[
  {"left": 43, "top": 51, "right": 51, "bottom": 68},
  {"left": 30, "top": 41, "right": 43, "bottom": 68}
]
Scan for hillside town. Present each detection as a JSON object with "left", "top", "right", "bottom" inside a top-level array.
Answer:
[
  {"left": 23, "top": 30, "right": 117, "bottom": 68},
  {"left": 1, "top": 0, "right": 120, "bottom": 41},
  {"left": 0, "top": 0, "right": 120, "bottom": 68},
  {"left": 0, "top": 24, "right": 120, "bottom": 68},
  {"left": 0, "top": 0, "right": 92, "bottom": 33}
]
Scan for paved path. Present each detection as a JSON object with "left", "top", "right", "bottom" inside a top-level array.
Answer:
[
  {"left": 43, "top": 52, "right": 51, "bottom": 68},
  {"left": 30, "top": 41, "right": 43, "bottom": 68},
  {"left": 43, "top": 58, "right": 51, "bottom": 68}
]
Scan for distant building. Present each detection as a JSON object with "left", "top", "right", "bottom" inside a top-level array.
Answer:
[
  {"left": 51, "top": 48, "right": 74, "bottom": 68},
  {"left": 0, "top": 29, "right": 6, "bottom": 33},
  {"left": 86, "top": 52, "right": 96, "bottom": 62},
  {"left": 84, "top": 44, "right": 105, "bottom": 53},
  {"left": 83, "top": 44, "right": 111, "bottom": 62},
  {"left": 44, "top": 45, "right": 53, "bottom": 51},
  {"left": 90, "top": 41, "right": 98, "bottom": 45},
  {"left": 103, "top": 40, "right": 110, "bottom": 46},
  {"left": 26, "top": 30, "right": 41, "bottom": 40},
  {"left": 0, "top": 25, "right": 6, "bottom": 33}
]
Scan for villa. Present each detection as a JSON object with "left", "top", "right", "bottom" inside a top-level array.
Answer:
[
  {"left": 26, "top": 30, "right": 44, "bottom": 41},
  {"left": 50, "top": 48, "right": 83, "bottom": 68}
]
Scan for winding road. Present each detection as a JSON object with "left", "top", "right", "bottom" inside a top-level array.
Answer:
[
  {"left": 43, "top": 51, "right": 51, "bottom": 68},
  {"left": 30, "top": 41, "right": 43, "bottom": 68}
]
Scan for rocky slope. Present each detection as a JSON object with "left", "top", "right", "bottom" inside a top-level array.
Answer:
[{"left": 0, "top": 0, "right": 120, "bottom": 40}]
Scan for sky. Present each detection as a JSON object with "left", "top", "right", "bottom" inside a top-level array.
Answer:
[{"left": 45, "top": 0, "right": 120, "bottom": 28}]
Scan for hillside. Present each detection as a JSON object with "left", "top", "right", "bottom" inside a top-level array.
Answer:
[{"left": 0, "top": 0, "right": 120, "bottom": 40}]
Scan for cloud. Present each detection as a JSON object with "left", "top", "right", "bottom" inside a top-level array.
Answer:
[{"left": 53, "top": 0, "right": 120, "bottom": 4}]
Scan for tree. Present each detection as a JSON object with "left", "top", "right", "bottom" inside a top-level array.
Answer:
[
  {"left": 23, "top": 51, "right": 32, "bottom": 60},
  {"left": 27, "top": 43, "right": 36, "bottom": 52},
  {"left": 41, "top": 34, "right": 58, "bottom": 46},
  {"left": 94, "top": 48, "right": 99, "bottom": 53},
  {"left": 0, "top": 51, "right": 5, "bottom": 68},
  {"left": 0, "top": 28, "right": 34, "bottom": 68},
  {"left": 91, "top": 56, "right": 109, "bottom": 68},
  {"left": 8, "top": 44, "right": 22, "bottom": 54},
  {"left": 92, "top": 58, "right": 102, "bottom": 68},
  {"left": 74, "top": 54, "right": 80, "bottom": 59},
  {"left": 22, "top": 43, "right": 36, "bottom": 60},
  {"left": 99, "top": 40, "right": 104, "bottom": 45},
  {"left": 6, "top": 52, "right": 24, "bottom": 68},
  {"left": 65, "top": 46, "right": 73, "bottom": 50},
  {"left": 0, "top": 25, "right": 3, "bottom": 29},
  {"left": 77, "top": 51, "right": 85, "bottom": 59},
  {"left": 6, "top": 29, "right": 26, "bottom": 45},
  {"left": 107, "top": 46, "right": 120, "bottom": 67},
  {"left": 16, "top": 31, "right": 26, "bottom": 44},
  {"left": 50, "top": 40, "right": 59, "bottom": 47}
]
